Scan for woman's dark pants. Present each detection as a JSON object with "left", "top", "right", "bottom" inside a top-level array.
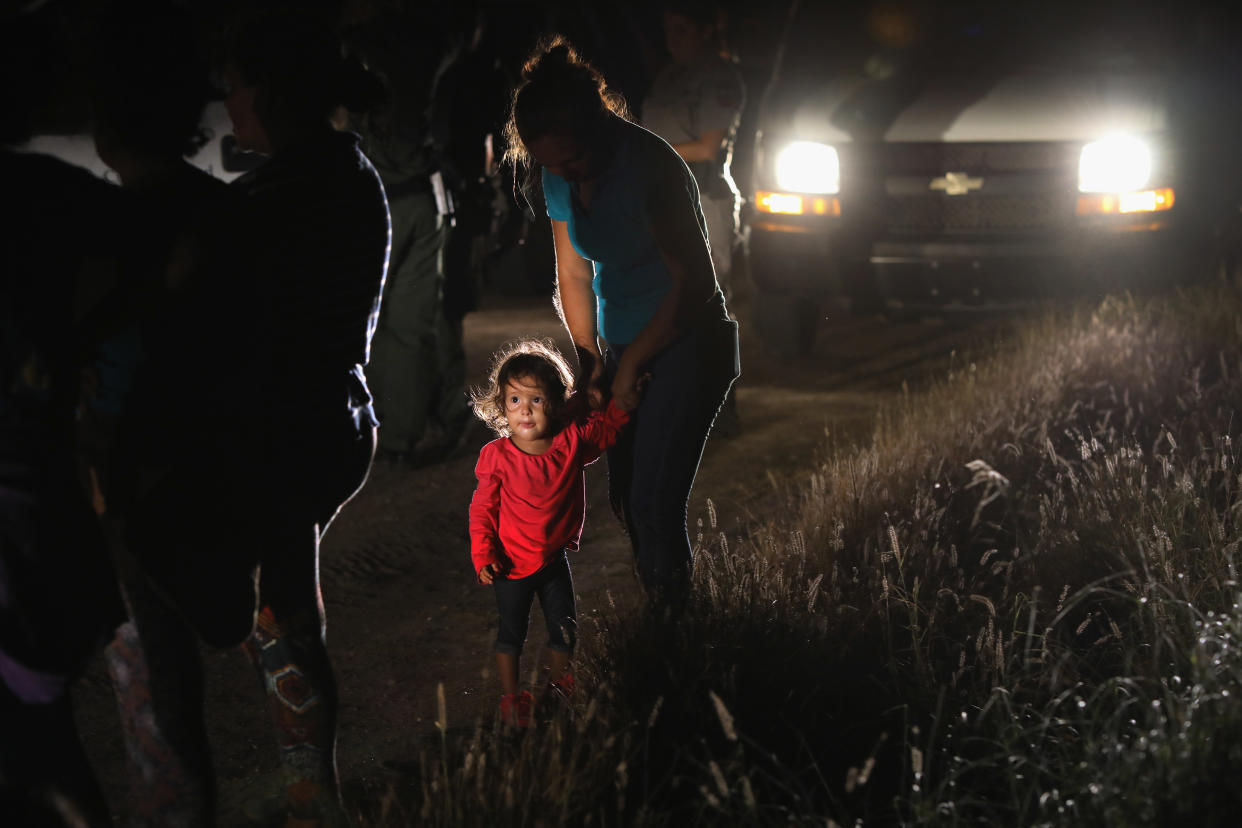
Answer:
[{"left": 605, "top": 311, "right": 740, "bottom": 610}]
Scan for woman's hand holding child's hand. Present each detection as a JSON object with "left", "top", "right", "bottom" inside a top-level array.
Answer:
[
  {"left": 610, "top": 367, "right": 650, "bottom": 413},
  {"left": 479, "top": 563, "right": 502, "bottom": 585}
]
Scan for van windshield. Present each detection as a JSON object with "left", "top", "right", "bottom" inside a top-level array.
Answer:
[{"left": 779, "top": 2, "right": 1185, "bottom": 86}]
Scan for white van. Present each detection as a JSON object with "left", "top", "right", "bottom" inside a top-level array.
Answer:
[{"left": 747, "top": 5, "right": 1242, "bottom": 354}]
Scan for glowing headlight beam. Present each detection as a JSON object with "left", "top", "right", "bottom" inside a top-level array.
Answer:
[
  {"left": 774, "top": 141, "right": 840, "bottom": 194},
  {"left": 1078, "top": 136, "right": 1152, "bottom": 193}
]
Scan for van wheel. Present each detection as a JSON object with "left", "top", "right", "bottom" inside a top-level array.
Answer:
[
  {"left": 754, "top": 291, "right": 819, "bottom": 358},
  {"left": 845, "top": 262, "right": 885, "bottom": 319},
  {"left": 1212, "top": 240, "right": 1242, "bottom": 292}
]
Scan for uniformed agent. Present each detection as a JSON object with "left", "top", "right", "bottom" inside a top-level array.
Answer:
[{"left": 641, "top": 0, "right": 746, "bottom": 300}]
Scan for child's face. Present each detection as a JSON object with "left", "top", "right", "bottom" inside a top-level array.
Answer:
[{"left": 504, "top": 375, "right": 552, "bottom": 447}]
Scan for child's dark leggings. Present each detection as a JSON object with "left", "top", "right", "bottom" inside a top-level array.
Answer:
[{"left": 493, "top": 552, "right": 577, "bottom": 655}]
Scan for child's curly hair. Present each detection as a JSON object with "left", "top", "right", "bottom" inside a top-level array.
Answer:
[{"left": 471, "top": 338, "right": 575, "bottom": 437}]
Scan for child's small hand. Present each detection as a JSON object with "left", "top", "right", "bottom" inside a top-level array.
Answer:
[{"left": 478, "top": 563, "right": 502, "bottom": 585}]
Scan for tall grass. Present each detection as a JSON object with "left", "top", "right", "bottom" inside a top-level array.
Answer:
[{"left": 382, "top": 285, "right": 1242, "bottom": 826}]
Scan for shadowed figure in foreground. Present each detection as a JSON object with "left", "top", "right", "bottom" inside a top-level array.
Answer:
[
  {"left": 0, "top": 6, "right": 130, "bottom": 824},
  {"left": 110, "top": 9, "right": 389, "bottom": 825},
  {"left": 83, "top": 2, "right": 238, "bottom": 823},
  {"left": 215, "top": 12, "right": 388, "bottom": 824}
]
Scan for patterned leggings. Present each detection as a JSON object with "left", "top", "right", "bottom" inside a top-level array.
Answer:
[
  {"left": 109, "top": 422, "right": 372, "bottom": 822},
  {"left": 241, "top": 605, "right": 339, "bottom": 814},
  {"left": 107, "top": 597, "right": 340, "bottom": 824}
]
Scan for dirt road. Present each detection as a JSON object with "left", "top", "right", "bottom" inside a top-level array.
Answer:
[{"left": 71, "top": 292, "right": 1011, "bottom": 821}]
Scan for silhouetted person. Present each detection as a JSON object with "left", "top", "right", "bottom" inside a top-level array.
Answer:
[
  {"left": 0, "top": 5, "right": 130, "bottom": 824},
  {"left": 84, "top": 2, "right": 237, "bottom": 823},
  {"left": 142, "top": 10, "right": 387, "bottom": 823}
]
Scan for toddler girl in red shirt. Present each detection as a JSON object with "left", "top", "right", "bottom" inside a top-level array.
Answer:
[{"left": 468, "top": 339, "right": 630, "bottom": 727}]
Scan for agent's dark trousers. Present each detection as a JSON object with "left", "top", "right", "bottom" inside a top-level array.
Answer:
[
  {"left": 369, "top": 191, "right": 447, "bottom": 454},
  {"left": 606, "top": 309, "right": 740, "bottom": 608}
]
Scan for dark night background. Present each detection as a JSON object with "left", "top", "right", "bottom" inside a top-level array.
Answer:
[{"left": 6, "top": 0, "right": 1242, "bottom": 826}]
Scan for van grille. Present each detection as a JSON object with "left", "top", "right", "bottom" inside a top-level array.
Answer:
[
  {"left": 886, "top": 193, "right": 1069, "bottom": 231},
  {"left": 880, "top": 142, "right": 1077, "bottom": 231}
]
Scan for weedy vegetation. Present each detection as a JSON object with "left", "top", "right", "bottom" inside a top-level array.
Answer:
[{"left": 359, "top": 283, "right": 1242, "bottom": 826}]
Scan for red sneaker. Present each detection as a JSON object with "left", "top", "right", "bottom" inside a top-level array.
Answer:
[
  {"left": 499, "top": 691, "right": 535, "bottom": 728},
  {"left": 516, "top": 690, "right": 534, "bottom": 727}
]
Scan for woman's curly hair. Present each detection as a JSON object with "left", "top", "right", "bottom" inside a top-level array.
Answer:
[
  {"left": 471, "top": 338, "right": 575, "bottom": 437},
  {"left": 502, "top": 35, "right": 630, "bottom": 202}
]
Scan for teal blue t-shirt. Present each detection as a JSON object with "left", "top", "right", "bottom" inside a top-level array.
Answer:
[{"left": 543, "top": 118, "right": 708, "bottom": 345}]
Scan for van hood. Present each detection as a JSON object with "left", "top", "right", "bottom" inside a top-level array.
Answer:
[{"left": 786, "top": 70, "right": 1168, "bottom": 144}]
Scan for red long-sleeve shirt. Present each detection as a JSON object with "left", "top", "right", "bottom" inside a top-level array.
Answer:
[{"left": 469, "top": 401, "right": 629, "bottom": 580}]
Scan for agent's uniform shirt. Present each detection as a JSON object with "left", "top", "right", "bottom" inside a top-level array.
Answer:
[
  {"left": 641, "top": 53, "right": 745, "bottom": 201},
  {"left": 469, "top": 401, "right": 628, "bottom": 579},
  {"left": 641, "top": 54, "right": 745, "bottom": 285}
]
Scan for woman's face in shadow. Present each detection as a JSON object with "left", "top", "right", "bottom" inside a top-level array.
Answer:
[
  {"left": 525, "top": 116, "right": 617, "bottom": 183},
  {"left": 526, "top": 128, "right": 595, "bottom": 182}
]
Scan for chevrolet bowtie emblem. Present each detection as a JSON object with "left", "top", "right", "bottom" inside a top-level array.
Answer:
[{"left": 930, "top": 171, "right": 984, "bottom": 196}]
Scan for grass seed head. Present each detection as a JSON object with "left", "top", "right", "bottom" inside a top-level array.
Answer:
[{"left": 709, "top": 690, "right": 738, "bottom": 742}]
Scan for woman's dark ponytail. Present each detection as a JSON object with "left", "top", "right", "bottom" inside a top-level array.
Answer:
[{"left": 525, "top": 42, "right": 576, "bottom": 85}]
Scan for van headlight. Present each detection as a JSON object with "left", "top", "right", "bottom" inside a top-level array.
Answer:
[
  {"left": 775, "top": 141, "right": 840, "bottom": 194},
  {"left": 1078, "top": 136, "right": 1152, "bottom": 193}
]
